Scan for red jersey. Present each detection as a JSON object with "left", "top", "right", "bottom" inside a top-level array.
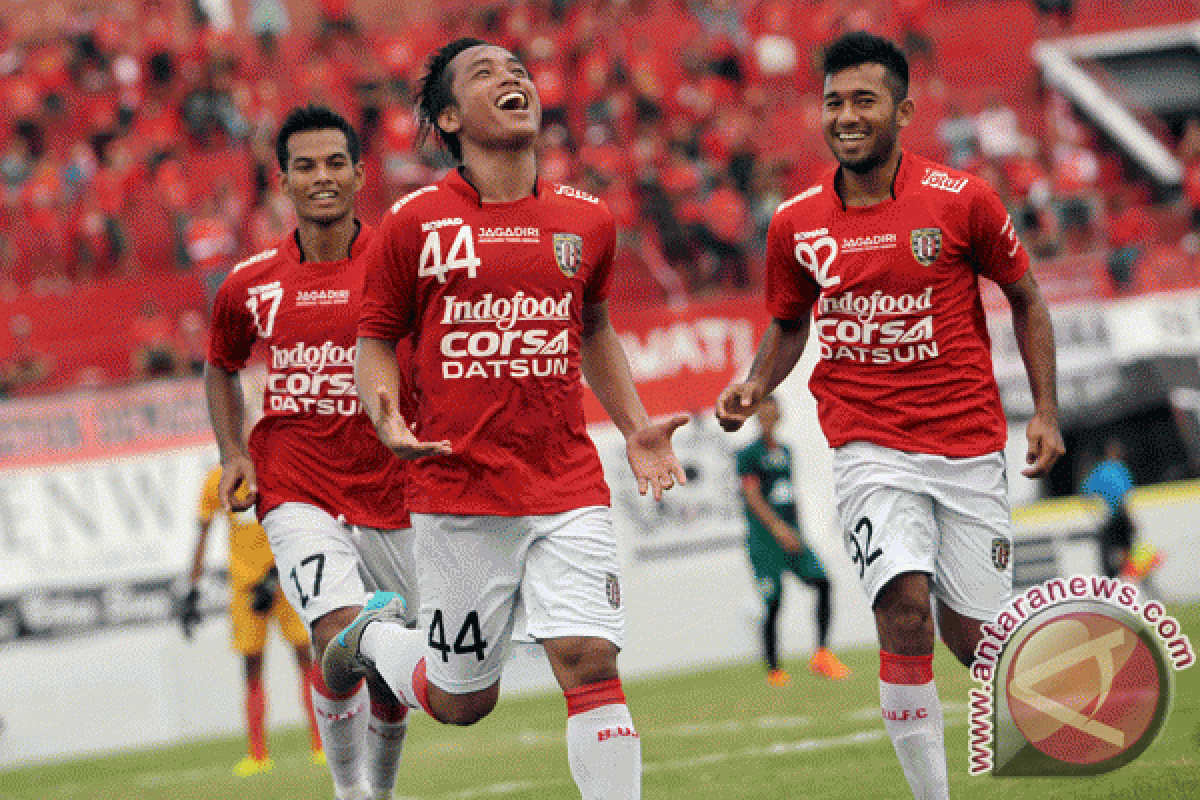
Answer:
[
  {"left": 765, "top": 152, "right": 1029, "bottom": 457},
  {"left": 207, "top": 224, "right": 410, "bottom": 528},
  {"left": 358, "top": 169, "right": 613, "bottom": 516}
]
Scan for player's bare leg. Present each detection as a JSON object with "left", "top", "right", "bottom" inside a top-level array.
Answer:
[
  {"left": 545, "top": 636, "right": 641, "bottom": 800},
  {"left": 312, "top": 607, "right": 408, "bottom": 800},
  {"left": 935, "top": 599, "right": 986, "bottom": 668},
  {"left": 874, "top": 572, "right": 948, "bottom": 800}
]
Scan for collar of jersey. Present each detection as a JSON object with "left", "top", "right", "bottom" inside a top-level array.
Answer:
[
  {"left": 283, "top": 219, "right": 370, "bottom": 264},
  {"left": 447, "top": 166, "right": 543, "bottom": 207},
  {"left": 827, "top": 149, "right": 913, "bottom": 212}
]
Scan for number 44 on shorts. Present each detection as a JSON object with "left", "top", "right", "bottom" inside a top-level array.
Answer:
[{"left": 429, "top": 609, "right": 488, "bottom": 662}]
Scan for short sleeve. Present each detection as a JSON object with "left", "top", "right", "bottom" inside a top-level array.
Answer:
[
  {"left": 583, "top": 212, "right": 616, "bottom": 305},
  {"left": 206, "top": 277, "right": 258, "bottom": 371},
  {"left": 970, "top": 185, "right": 1029, "bottom": 286},
  {"left": 359, "top": 209, "right": 418, "bottom": 341},
  {"left": 735, "top": 446, "right": 755, "bottom": 479},
  {"left": 764, "top": 209, "right": 819, "bottom": 321}
]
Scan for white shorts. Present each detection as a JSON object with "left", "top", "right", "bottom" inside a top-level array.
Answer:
[
  {"left": 263, "top": 503, "right": 419, "bottom": 630},
  {"left": 832, "top": 442, "right": 1014, "bottom": 621},
  {"left": 411, "top": 505, "right": 624, "bottom": 694}
]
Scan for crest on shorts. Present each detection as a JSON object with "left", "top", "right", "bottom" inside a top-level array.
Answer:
[
  {"left": 992, "top": 537, "right": 1012, "bottom": 571},
  {"left": 553, "top": 233, "right": 584, "bottom": 277},
  {"left": 910, "top": 228, "right": 942, "bottom": 267},
  {"left": 605, "top": 572, "right": 621, "bottom": 609}
]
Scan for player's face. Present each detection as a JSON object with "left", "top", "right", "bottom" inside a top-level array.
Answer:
[
  {"left": 439, "top": 44, "right": 541, "bottom": 153},
  {"left": 757, "top": 399, "right": 779, "bottom": 434},
  {"left": 822, "top": 64, "right": 913, "bottom": 174},
  {"left": 280, "top": 128, "right": 364, "bottom": 225}
]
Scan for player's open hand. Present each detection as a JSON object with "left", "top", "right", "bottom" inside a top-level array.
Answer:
[
  {"left": 373, "top": 389, "right": 453, "bottom": 460},
  {"left": 715, "top": 382, "right": 764, "bottom": 432},
  {"left": 219, "top": 454, "right": 258, "bottom": 512},
  {"left": 1022, "top": 410, "right": 1065, "bottom": 478},
  {"left": 626, "top": 415, "right": 690, "bottom": 501}
]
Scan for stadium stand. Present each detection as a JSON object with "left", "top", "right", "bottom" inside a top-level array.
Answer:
[{"left": 0, "top": 0, "right": 1198, "bottom": 396}]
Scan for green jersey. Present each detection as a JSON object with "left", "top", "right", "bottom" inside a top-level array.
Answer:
[{"left": 736, "top": 437, "right": 798, "bottom": 544}]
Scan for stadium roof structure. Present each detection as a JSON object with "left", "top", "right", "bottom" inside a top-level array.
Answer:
[{"left": 1032, "top": 21, "right": 1200, "bottom": 190}]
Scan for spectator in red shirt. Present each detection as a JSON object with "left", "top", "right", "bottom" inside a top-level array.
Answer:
[
  {"left": 185, "top": 191, "right": 239, "bottom": 302},
  {"left": 1105, "top": 190, "right": 1157, "bottom": 292},
  {"left": 0, "top": 313, "right": 54, "bottom": 398},
  {"left": 19, "top": 156, "right": 68, "bottom": 288},
  {"left": 69, "top": 187, "right": 121, "bottom": 281},
  {"left": 317, "top": 0, "right": 359, "bottom": 41},
  {"left": 1050, "top": 128, "right": 1101, "bottom": 252},
  {"left": 152, "top": 152, "right": 192, "bottom": 269},
  {"left": 130, "top": 297, "right": 182, "bottom": 379},
  {"left": 176, "top": 307, "right": 208, "bottom": 376},
  {"left": 694, "top": 170, "right": 751, "bottom": 289},
  {"left": 246, "top": 187, "right": 296, "bottom": 253}
]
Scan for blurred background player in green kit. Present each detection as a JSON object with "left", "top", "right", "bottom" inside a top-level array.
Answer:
[{"left": 737, "top": 395, "right": 850, "bottom": 686}]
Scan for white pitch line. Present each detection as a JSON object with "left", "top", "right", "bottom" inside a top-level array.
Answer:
[{"left": 106, "top": 710, "right": 965, "bottom": 798}]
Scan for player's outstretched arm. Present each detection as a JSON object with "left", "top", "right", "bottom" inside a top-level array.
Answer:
[
  {"left": 204, "top": 362, "right": 258, "bottom": 511},
  {"left": 1000, "top": 271, "right": 1064, "bottom": 477},
  {"left": 715, "top": 315, "right": 810, "bottom": 432},
  {"left": 580, "top": 301, "right": 688, "bottom": 501},
  {"left": 355, "top": 336, "right": 453, "bottom": 459}
]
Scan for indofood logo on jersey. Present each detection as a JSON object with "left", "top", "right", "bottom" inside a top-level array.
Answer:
[
  {"left": 968, "top": 576, "right": 1193, "bottom": 778},
  {"left": 266, "top": 341, "right": 359, "bottom": 416},
  {"left": 438, "top": 291, "right": 572, "bottom": 380},
  {"left": 815, "top": 288, "right": 939, "bottom": 365}
]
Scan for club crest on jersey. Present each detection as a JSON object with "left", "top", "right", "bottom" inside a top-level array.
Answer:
[
  {"left": 553, "top": 233, "right": 583, "bottom": 277},
  {"left": 605, "top": 572, "right": 621, "bottom": 609},
  {"left": 991, "top": 537, "right": 1011, "bottom": 571},
  {"left": 910, "top": 227, "right": 942, "bottom": 267}
]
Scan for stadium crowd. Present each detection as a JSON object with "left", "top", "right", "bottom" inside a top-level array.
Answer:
[{"left": 0, "top": 0, "right": 1198, "bottom": 398}]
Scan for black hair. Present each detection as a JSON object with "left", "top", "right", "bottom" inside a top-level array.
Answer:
[
  {"left": 275, "top": 104, "right": 361, "bottom": 170},
  {"left": 823, "top": 32, "right": 910, "bottom": 101},
  {"left": 415, "top": 37, "right": 488, "bottom": 162}
]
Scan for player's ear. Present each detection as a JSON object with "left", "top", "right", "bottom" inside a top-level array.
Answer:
[
  {"left": 438, "top": 105, "right": 462, "bottom": 137},
  {"left": 278, "top": 167, "right": 290, "bottom": 194},
  {"left": 896, "top": 96, "right": 915, "bottom": 130},
  {"left": 352, "top": 159, "right": 365, "bottom": 192}
]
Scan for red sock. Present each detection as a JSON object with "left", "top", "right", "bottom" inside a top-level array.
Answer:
[
  {"left": 246, "top": 678, "right": 267, "bottom": 760},
  {"left": 410, "top": 657, "right": 433, "bottom": 716},
  {"left": 564, "top": 678, "right": 626, "bottom": 716}
]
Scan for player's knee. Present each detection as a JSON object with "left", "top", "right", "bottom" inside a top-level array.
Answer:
[
  {"left": 874, "top": 575, "right": 934, "bottom": 647},
  {"left": 430, "top": 687, "right": 499, "bottom": 726},
  {"left": 545, "top": 637, "right": 620, "bottom": 687},
  {"left": 311, "top": 607, "right": 360, "bottom": 659}
]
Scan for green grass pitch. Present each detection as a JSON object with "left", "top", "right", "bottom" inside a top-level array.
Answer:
[{"left": 3, "top": 605, "right": 1197, "bottom": 799}]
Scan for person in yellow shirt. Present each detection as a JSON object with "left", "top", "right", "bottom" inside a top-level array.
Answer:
[{"left": 181, "top": 464, "right": 323, "bottom": 777}]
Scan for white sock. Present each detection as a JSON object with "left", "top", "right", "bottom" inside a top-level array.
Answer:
[
  {"left": 365, "top": 699, "right": 408, "bottom": 798},
  {"left": 879, "top": 651, "right": 948, "bottom": 800},
  {"left": 311, "top": 669, "right": 369, "bottom": 795},
  {"left": 565, "top": 680, "right": 641, "bottom": 799},
  {"left": 360, "top": 620, "right": 431, "bottom": 713}
]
